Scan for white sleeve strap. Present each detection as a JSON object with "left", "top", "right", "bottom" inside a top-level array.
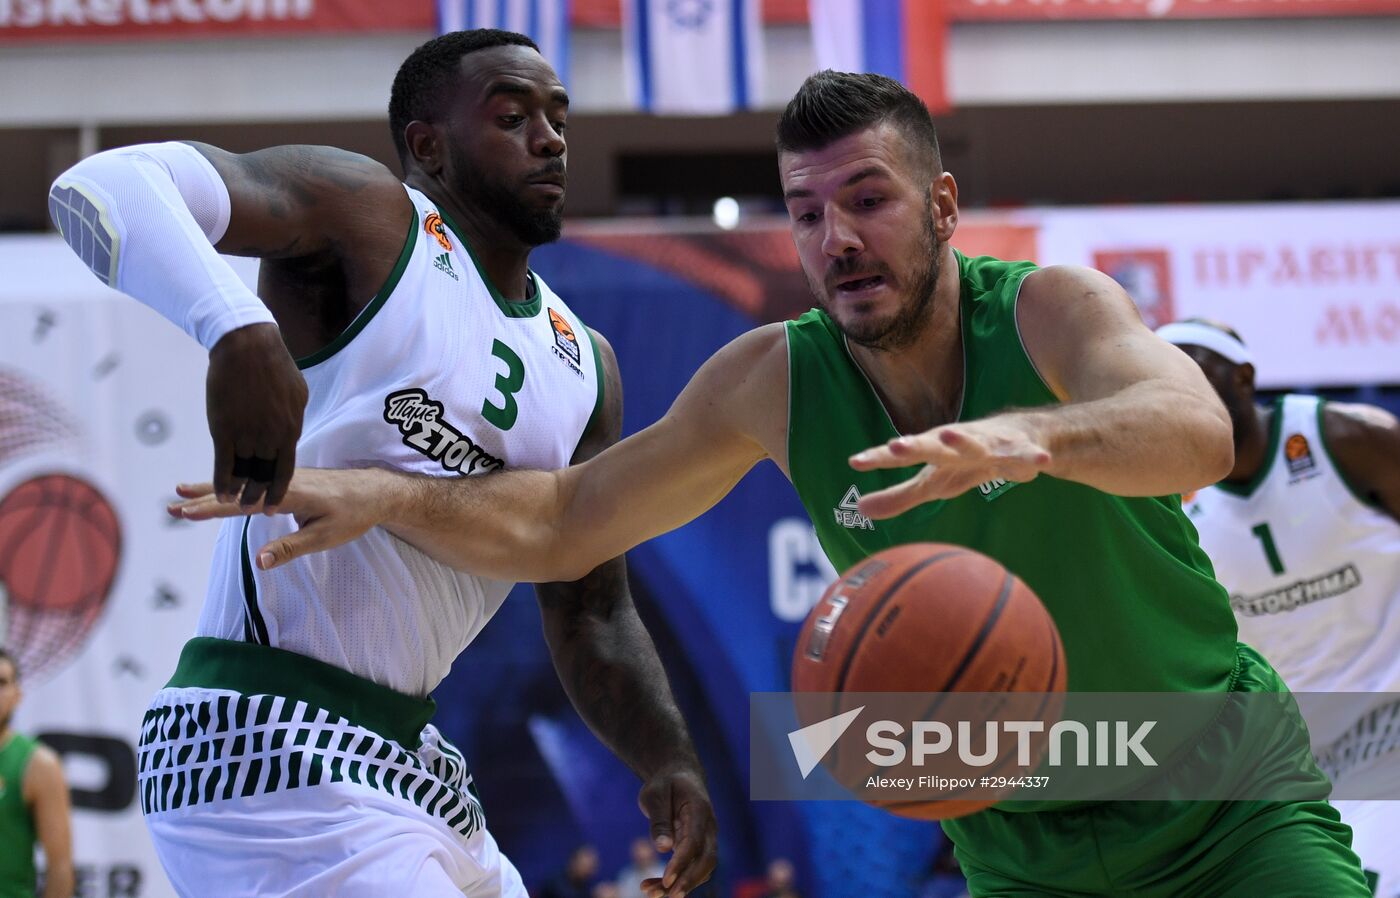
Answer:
[{"left": 48, "top": 142, "right": 276, "bottom": 351}]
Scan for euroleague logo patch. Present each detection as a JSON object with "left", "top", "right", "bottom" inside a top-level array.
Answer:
[
  {"left": 1284, "top": 433, "right": 1317, "bottom": 481},
  {"left": 424, "top": 212, "right": 452, "bottom": 251},
  {"left": 384, "top": 388, "right": 503, "bottom": 475},
  {"left": 547, "top": 307, "right": 585, "bottom": 379},
  {"left": 549, "top": 308, "right": 581, "bottom": 363}
]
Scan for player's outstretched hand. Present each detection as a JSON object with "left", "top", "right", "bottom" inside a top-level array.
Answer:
[
  {"left": 169, "top": 468, "right": 392, "bottom": 570},
  {"left": 206, "top": 323, "right": 308, "bottom": 512},
  {"left": 637, "top": 767, "right": 718, "bottom": 898},
  {"left": 849, "top": 414, "right": 1052, "bottom": 519}
]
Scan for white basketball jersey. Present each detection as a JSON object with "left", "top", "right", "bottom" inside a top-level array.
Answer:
[
  {"left": 1186, "top": 395, "right": 1400, "bottom": 741},
  {"left": 196, "top": 185, "right": 602, "bottom": 697}
]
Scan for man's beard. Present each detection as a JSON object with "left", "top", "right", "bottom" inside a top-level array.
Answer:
[
  {"left": 810, "top": 201, "right": 942, "bottom": 353},
  {"left": 452, "top": 146, "right": 563, "bottom": 247}
]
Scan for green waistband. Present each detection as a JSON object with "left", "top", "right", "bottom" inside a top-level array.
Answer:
[{"left": 166, "top": 638, "right": 436, "bottom": 748}]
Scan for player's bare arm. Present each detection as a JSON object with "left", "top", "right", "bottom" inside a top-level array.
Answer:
[
  {"left": 532, "top": 331, "right": 717, "bottom": 898},
  {"left": 1322, "top": 402, "right": 1400, "bottom": 524},
  {"left": 171, "top": 323, "right": 789, "bottom": 584},
  {"left": 23, "top": 746, "right": 74, "bottom": 898},
  {"left": 52, "top": 142, "right": 408, "bottom": 509},
  {"left": 852, "top": 265, "right": 1234, "bottom": 518}
]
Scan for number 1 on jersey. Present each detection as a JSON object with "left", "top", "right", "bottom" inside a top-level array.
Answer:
[
  {"left": 483, "top": 339, "right": 525, "bottom": 431},
  {"left": 1250, "top": 522, "right": 1286, "bottom": 575}
]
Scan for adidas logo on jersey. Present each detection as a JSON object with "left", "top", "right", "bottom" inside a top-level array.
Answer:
[
  {"left": 834, "top": 485, "right": 874, "bottom": 531},
  {"left": 433, "top": 252, "right": 458, "bottom": 280}
]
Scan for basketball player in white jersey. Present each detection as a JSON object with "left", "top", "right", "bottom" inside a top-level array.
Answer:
[
  {"left": 1159, "top": 318, "right": 1400, "bottom": 897},
  {"left": 47, "top": 30, "right": 716, "bottom": 898}
]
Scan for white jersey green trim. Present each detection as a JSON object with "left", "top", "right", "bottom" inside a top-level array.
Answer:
[
  {"left": 436, "top": 205, "right": 543, "bottom": 319},
  {"left": 1188, "top": 394, "right": 1400, "bottom": 719},
  {"left": 194, "top": 184, "right": 603, "bottom": 698}
]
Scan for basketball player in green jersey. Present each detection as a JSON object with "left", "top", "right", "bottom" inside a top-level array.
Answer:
[
  {"left": 0, "top": 650, "right": 73, "bottom": 898},
  {"left": 173, "top": 72, "right": 1370, "bottom": 896}
]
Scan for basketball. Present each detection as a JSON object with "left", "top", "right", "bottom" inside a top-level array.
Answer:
[
  {"left": 792, "top": 543, "right": 1067, "bottom": 820},
  {"left": 0, "top": 473, "right": 122, "bottom": 680},
  {"left": 0, "top": 473, "right": 120, "bottom": 614}
]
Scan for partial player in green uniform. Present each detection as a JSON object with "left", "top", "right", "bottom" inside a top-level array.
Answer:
[
  {"left": 0, "top": 649, "right": 73, "bottom": 898},
  {"left": 172, "top": 72, "right": 1371, "bottom": 896}
]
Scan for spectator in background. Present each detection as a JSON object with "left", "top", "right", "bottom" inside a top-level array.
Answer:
[
  {"left": 616, "top": 836, "right": 666, "bottom": 898},
  {"left": 761, "top": 859, "right": 800, "bottom": 898},
  {"left": 0, "top": 648, "right": 74, "bottom": 898},
  {"left": 592, "top": 882, "right": 621, "bottom": 898},
  {"left": 541, "top": 844, "right": 600, "bottom": 898}
]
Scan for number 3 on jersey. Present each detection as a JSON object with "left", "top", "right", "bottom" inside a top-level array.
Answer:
[{"left": 482, "top": 339, "right": 525, "bottom": 431}]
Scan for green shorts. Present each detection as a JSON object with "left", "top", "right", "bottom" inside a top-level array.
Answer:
[{"left": 942, "top": 644, "right": 1370, "bottom": 897}]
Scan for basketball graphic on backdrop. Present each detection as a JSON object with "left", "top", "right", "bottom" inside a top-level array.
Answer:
[{"left": 0, "top": 366, "right": 122, "bottom": 680}]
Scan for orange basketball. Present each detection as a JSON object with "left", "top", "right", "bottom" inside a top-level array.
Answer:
[
  {"left": 792, "top": 543, "right": 1067, "bottom": 820},
  {"left": 0, "top": 473, "right": 121, "bottom": 613}
]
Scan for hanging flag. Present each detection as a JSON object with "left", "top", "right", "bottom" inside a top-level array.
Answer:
[
  {"left": 808, "top": 0, "right": 949, "bottom": 113},
  {"left": 436, "top": 0, "right": 572, "bottom": 86},
  {"left": 623, "top": 0, "right": 765, "bottom": 114}
]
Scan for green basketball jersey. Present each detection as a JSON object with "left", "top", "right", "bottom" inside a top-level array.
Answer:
[
  {"left": 0, "top": 732, "right": 38, "bottom": 897},
  {"left": 785, "top": 251, "right": 1239, "bottom": 696}
]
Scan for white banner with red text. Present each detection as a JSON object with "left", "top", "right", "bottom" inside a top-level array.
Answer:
[{"left": 1035, "top": 201, "right": 1400, "bottom": 388}]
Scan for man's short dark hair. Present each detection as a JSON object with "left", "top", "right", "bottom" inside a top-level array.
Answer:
[
  {"left": 0, "top": 648, "right": 17, "bottom": 681},
  {"left": 776, "top": 70, "right": 941, "bottom": 177},
  {"left": 389, "top": 29, "right": 540, "bottom": 166}
]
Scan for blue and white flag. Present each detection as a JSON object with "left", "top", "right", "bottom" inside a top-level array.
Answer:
[
  {"left": 808, "top": 0, "right": 949, "bottom": 112},
  {"left": 436, "top": 0, "right": 572, "bottom": 86},
  {"left": 624, "top": 0, "right": 765, "bottom": 114}
]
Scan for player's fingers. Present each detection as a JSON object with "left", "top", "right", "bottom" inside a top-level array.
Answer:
[
  {"left": 856, "top": 467, "right": 941, "bottom": 519},
  {"left": 263, "top": 451, "right": 297, "bottom": 514},
  {"left": 937, "top": 427, "right": 989, "bottom": 453},
  {"left": 663, "top": 829, "right": 716, "bottom": 897},
  {"left": 660, "top": 827, "right": 695, "bottom": 889},
  {"left": 175, "top": 482, "right": 216, "bottom": 499},
  {"left": 169, "top": 494, "right": 243, "bottom": 521},
  {"left": 237, "top": 475, "right": 270, "bottom": 511},
  {"left": 256, "top": 522, "right": 334, "bottom": 571},
  {"left": 212, "top": 442, "right": 235, "bottom": 502},
  {"left": 660, "top": 841, "right": 702, "bottom": 897},
  {"left": 649, "top": 818, "right": 674, "bottom": 856},
  {"left": 640, "top": 878, "right": 666, "bottom": 898},
  {"left": 850, "top": 434, "right": 959, "bottom": 471}
]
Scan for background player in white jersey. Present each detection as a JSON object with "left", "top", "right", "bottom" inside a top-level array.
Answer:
[
  {"left": 1160, "top": 318, "right": 1400, "bottom": 897},
  {"left": 47, "top": 30, "right": 717, "bottom": 898}
]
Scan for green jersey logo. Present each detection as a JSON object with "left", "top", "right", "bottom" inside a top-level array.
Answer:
[
  {"left": 834, "top": 485, "right": 874, "bottom": 531},
  {"left": 976, "top": 478, "right": 1018, "bottom": 502}
]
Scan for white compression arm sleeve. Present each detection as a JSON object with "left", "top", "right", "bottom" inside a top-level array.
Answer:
[{"left": 48, "top": 142, "right": 276, "bottom": 350}]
